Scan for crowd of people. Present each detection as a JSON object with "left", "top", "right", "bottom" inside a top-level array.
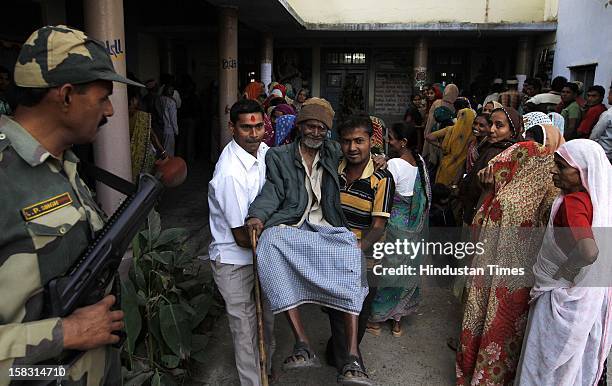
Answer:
[
  {"left": 130, "top": 73, "right": 204, "bottom": 163},
  {"left": 1, "top": 23, "right": 611, "bottom": 386},
  {"left": 208, "top": 75, "right": 612, "bottom": 386}
]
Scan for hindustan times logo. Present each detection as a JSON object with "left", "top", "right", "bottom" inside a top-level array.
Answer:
[{"left": 372, "top": 239, "right": 486, "bottom": 260}]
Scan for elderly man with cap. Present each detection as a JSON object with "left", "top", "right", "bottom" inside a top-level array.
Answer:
[
  {"left": 0, "top": 25, "right": 142, "bottom": 385},
  {"left": 246, "top": 98, "right": 375, "bottom": 385}
]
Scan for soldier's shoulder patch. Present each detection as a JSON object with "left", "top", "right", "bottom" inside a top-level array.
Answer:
[{"left": 21, "top": 192, "right": 73, "bottom": 221}]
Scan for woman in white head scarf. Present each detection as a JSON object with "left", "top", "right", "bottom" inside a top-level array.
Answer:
[
  {"left": 548, "top": 112, "right": 565, "bottom": 135},
  {"left": 517, "top": 139, "right": 612, "bottom": 386},
  {"left": 524, "top": 111, "right": 553, "bottom": 128}
]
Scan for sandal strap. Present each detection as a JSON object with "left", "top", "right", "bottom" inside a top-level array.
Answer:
[
  {"left": 285, "top": 341, "right": 315, "bottom": 362},
  {"left": 342, "top": 356, "right": 368, "bottom": 378}
]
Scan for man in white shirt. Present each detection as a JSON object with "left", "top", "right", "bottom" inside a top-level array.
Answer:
[
  {"left": 159, "top": 74, "right": 182, "bottom": 108},
  {"left": 590, "top": 83, "right": 612, "bottom": 162},
  {"left": 525, "top": 75, "right": 567, "bottom": 113},
  {"left": 208, "top": 99, "right": 274, "bottom": 385}
]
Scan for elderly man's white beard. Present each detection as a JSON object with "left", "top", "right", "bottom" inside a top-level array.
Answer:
[{"left": 302, "top": 137, "right": 324, "bottom": 149}]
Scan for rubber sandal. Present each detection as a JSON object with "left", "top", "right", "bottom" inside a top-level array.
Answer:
[
  {"left": 391, "top": 321, "right": 403, "bottom": 337},
  {"left": 337, "top": 356, "right": 372, "bottom": 385},
  {"left": 282, "top": 341, "right": 321, "bottom": 370},
  {"left": 365, "top": 322, "right": 381, "bottom": 336}
]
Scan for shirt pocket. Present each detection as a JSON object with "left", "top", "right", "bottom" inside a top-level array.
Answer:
[
  {"left": 25, "top": 204, "right": 83, "bottom": 246},
  {"left": 25, "top": 204, "right": 86, "bottom": 283}
]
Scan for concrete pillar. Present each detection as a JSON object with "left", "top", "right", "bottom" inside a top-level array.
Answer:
[
  {"left": 84, "top": 0, "right": 132, "bottom": 215},
  {"left": 413, "top": 36, "right": 428, "bottom": 91},
  {"left": 311, "top": 45, "right": 321, "bottom": 97},
  {"left": 160, "top": 38, "right": 174, "bottom": 75},
  {"left": 42, "top": 0, "right": 67, "bottom": 25},
  {"left": 260, "top": 33, "right": 273, "bottom": 93},
  {"left": 368, "top": 55, "right": 376, "bottom": 113},
  {"left": 218, "top": 7, "right": 238, "bottom": 149},
  {"left": 516, "top": 36, "right": 533, "bottom": 90}
]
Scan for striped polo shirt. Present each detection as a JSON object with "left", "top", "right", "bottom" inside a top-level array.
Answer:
[{"left": 338, "top": 157, "right": 395, "bottom": 240}]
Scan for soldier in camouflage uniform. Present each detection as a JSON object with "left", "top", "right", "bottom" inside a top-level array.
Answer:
[{"left": 0, "top": 25, "right": 142, "bottom": 385}]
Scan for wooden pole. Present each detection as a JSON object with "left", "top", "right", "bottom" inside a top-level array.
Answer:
[{"left": 250, "top": 229, "right": 269, "bottom": 386}]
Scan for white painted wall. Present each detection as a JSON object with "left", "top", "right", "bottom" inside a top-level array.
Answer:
[
  {"left": 553, "top": 0, "right": 612, "bottom": 104},
  {"left": 285, "top": 0, "right": 556, "bottom": 24}
]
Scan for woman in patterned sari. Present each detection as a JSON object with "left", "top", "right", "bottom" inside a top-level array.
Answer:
[
  {"left": 367, "top": 122, "right": 431, "bottom": 337},
  {"left": 456, "top": 109, "right": 564, "bottom": 385},
  {"left": 128, "top": 89, "right": 156, "bottom": 182}
]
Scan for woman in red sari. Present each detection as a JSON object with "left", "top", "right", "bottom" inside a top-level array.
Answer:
[{"left": 456, "top": 108, "right": 564, "bottom": 385}]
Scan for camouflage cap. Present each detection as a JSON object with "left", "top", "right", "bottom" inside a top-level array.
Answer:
[{"left": 14, "top": 25, "right": 142, "bottom": 88}]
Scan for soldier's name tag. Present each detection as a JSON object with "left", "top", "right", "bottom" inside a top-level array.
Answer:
[{"left": 21, "top": 192, "right": 73, "bottom": 221}]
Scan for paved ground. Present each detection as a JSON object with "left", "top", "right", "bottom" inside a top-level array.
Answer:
[{"left": 187, "top": 285, "right": 461, "bottom": 386}]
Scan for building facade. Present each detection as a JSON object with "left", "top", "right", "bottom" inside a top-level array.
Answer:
[
  {"left": 553, "top": 0, "right": 612, "bottom": 95},
  {"left": 2, "top": 0, "right": 586, "bottom": 160}
]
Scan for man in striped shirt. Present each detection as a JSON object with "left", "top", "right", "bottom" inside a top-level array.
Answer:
[{"left": 326, "top": 115, "right": 395, "bottom": 383}]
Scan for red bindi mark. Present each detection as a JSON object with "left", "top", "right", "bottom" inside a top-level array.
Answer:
[{"left": 250, "top": 115, "right": 256, "bottom": 122}]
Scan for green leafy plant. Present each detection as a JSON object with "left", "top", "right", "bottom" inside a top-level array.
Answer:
[{"left": 121, "top": 210, "right": 220, "bottom": 385}]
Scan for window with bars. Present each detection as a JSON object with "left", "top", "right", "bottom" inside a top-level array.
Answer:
[
  {"left": 570, "top": 64, "right": 597, "bottom": 97},
  {"left": 326, "top": 52, "right": 366, "bottom": 65}
]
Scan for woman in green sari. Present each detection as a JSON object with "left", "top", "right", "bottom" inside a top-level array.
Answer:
[{"left": 367, "top": 122, "right": 431, "bottom": 337}]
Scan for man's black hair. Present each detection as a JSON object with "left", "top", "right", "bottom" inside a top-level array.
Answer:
[
  {"left": 12, "top": 83, "right": 91, "bottom": 108},
  {"left": 390, "top": 121, "right": 418, "bottom": 149},
  {"left": 525, "top": 124, "right": 545, "bottom": 145},
  {"left": 551, "top": 76, "right": 568, "bottom": 92},
  {"left": 563, "top": 82, "right": 579, "bottom": 95},
  {"left": 587, "top": 85, "right": 606, "bottom": 99},
  {"left": 0, "top": 65, "right": 9, "bottom": 75},
  {"left": 525, "top": 77, "right": 542, "bottom": 91},
  {"left": 10, "top": 87, "right": 49, "bottom": 107},
  {"left": 337, "top": 115, "right": 373, "bottom": 137},
  {"left": 404, "top": 101, "right": 424, "bottom": 126},
  {"left": 268, "top": 97, "right": 286, "bottom": 108},
  {"left": 229, "top": 99, "right": 264, "bottom": 124},
  {"left": 127, "top": 85, "right": 140, "bottom": 103},
  {"left": 475, "top": 110, "right": 492, "bottom": 124},
  {"left": 454, "top": 97, "right": 471, "bottom": 111}
]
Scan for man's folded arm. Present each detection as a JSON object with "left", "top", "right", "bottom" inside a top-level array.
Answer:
[
  {"left": 247, "top": 151, "right": 286, "bottom": 224},
  {"left": 211, "top": 175, "right": 252, "bottom": 248}
]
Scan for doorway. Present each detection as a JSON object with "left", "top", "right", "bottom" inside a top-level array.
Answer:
[{"left": 321, "top": 50, "right": 369, "bottom": 129}]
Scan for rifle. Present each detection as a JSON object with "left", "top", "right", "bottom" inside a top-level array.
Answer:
[{"left": 46, "top": 173, "right": 163, "bottom": 318}]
